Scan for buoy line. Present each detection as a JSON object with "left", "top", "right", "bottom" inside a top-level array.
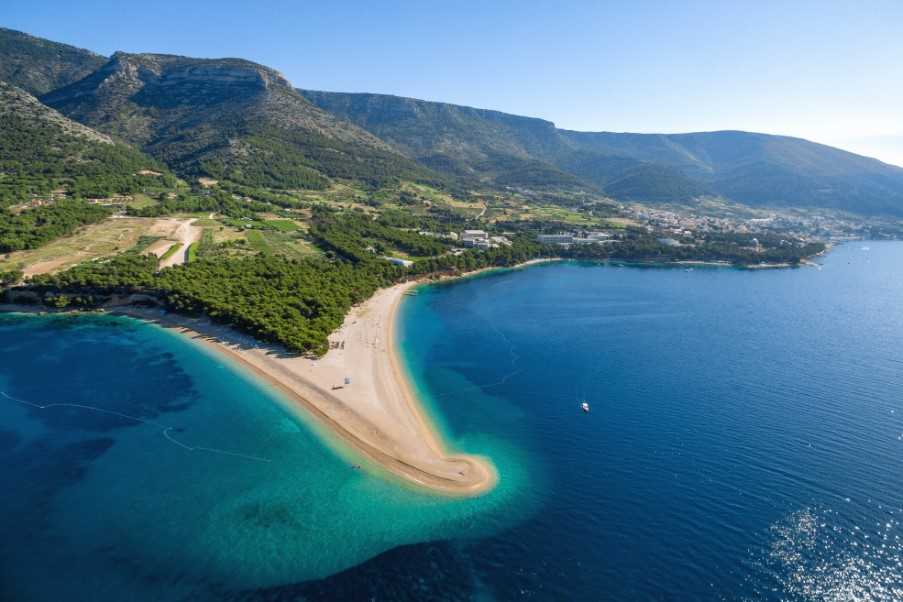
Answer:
[{"left": 1, "top": 391, "right": 271, "bottom": 463}]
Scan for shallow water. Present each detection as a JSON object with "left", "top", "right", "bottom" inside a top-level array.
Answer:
[
  {"left": 2, "top": 241, "right": 903, "bottom": 600},
  {"left": 0, "top": 312, "right": 532, "bottom": 601}
]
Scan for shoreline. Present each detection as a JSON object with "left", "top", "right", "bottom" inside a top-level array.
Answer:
[
  {"left": 422, "top": 257, "right": 563, "bottom": 287},
  {"left": 183, "top": 288, "right": 496, "bottom": 496},
  {"left": 0, "top": 259, "right": 564, "bottom": 496},
  {"left": 0, "top": 277, "right": 505, "bottom": 497},
  {"left": 0, "top": 252, "right": 810, "bottom": 495}
]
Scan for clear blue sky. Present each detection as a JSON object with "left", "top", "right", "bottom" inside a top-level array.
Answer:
[{"left": 3, "top": 1, "right": 902, "bottom": 166}]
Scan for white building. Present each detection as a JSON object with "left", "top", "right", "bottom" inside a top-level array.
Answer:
[
  {"left": 583, "top": 231, "right": 611, "bottom": 242},
  {"left": 461, "top": 230, "right": 489, "bottom": 247},
  {"left": 538, "top": 232, "right": 575, "bottom": 245}
]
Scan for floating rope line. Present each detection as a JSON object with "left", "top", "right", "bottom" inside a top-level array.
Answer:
[
  {"left": 1, "top": 391, "right": 271, "bottom": 463},
  {"left": 430, "top": 367, "right": 526, "bottom": 402},
  {"left": 428, "top": 315, "right": 525, "bottom": 401}
]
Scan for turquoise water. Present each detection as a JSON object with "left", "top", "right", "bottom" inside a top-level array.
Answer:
[
  {"left": 3, "top": 241, "right": 903, "bottom": 600},
  {"left": 0, "top": 313, "right": 530, "bottom": 601}
]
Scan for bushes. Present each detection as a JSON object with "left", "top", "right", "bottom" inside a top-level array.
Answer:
[{"left": 0, "top": 268, "right": 23, "bottom": 287}]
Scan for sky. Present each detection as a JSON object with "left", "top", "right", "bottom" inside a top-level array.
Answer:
[{"left": 3, "top": 1, "right": 902, "bottom": 166}]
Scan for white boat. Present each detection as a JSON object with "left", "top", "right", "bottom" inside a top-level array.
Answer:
[{"left": 581, "top": 401, "right": 590, "bottom": 413}]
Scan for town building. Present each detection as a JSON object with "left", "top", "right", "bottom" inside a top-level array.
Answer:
[
  {"left": 461, "top": 230, "right": 489, "bottom": 247},
  {"left": 537, "top": 232, "right": 575, "bottom": 245}
]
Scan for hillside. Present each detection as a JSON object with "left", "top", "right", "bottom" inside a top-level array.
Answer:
[
  {"left": 302, "top": 90, "right": 903, "bottom": 215},
  {"left": 2, "top": 26, "right": 900, "bottom": 215},
  {"left": 299, "top": 90, "right": 618, "bottom": 192},
  {"left": 0, "top": 27, "right": 106, "bottom": 96},
  {"left": 0, "top": 81, "right": 177, "bottom": 253},
  {"left": 562, "top": 130, "right": 903, "bottom": 214},
  {"left": 0, "top": 81, "right": 172, "bottom": 204},
  {"left": 41, "top": 53, "right": 436, "bottom": 189}
]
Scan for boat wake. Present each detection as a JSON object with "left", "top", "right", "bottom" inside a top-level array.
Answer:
[{"left": 1, "top": 391, "right": 271, "bottom": 463}]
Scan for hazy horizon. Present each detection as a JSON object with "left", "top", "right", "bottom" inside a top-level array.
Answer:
[{"left": 2, "top": 1, "right": 901, "bottom": 167}]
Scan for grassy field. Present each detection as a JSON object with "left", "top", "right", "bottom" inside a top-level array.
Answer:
[
  {"left": 125, "top": 193, "right": 158, "bottom": 210},
  {"left": 261, "top": 219, "right": 300, "bottom": 231},
  {"left": 211, "top": 226, "right": 246, "bottom": 245},
  {"left": 244, "top": 229, "right": 320, "bottom": 259},
  {"left": 0, "top": 217, "right": 163, "bottom": 276},
  {"left": 132, "top": 235, "right": 163, "bottom": 253},
  {"left": 521, "top": 205, "right": 603, "bottom": 225},
  {"left": 159, "top": 242, "right": 184, "bottom": 262}
]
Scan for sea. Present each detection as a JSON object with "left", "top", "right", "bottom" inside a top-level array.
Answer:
[{"left": 1, "top": 241, "right": 901, "bottom": 601}]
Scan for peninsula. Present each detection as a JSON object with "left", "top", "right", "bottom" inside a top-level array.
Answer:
[{"left": 127, "top": 282, "right": 496, "bottom": 495}]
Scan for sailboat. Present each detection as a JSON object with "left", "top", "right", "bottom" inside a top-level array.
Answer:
[{"left": 580, "top": 401, "right": 590, "bottom": 413}]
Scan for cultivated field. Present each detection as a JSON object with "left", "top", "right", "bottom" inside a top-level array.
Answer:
[
  {"left": 0, "top": 217, "right": 200, "bottom": 276},
  {"left": 0, "top": 217, "right": 160, "bottom": 276}
]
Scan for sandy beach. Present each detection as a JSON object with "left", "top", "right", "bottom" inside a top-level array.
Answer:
[
  {"left": 0, "top": 259, "right": 564, "bottom": 496},
  {"left": 118, "top": 282, "right": 500, "bottom": 496},
  {"left": 2, "top": 282, "right": 496, "bottom": 495}
]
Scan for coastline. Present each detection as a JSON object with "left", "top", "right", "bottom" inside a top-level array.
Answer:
[
  {"left": 0, "top": 251, "right": 809, "bottom": 495},
  {"left": 0, "top": 259, "right": 564, "bottom": 496},
  {"left": 424, "top": 257, "right": 562, "bottom": 286},
  {"left": 141, "top": 284, "right": 497, "bottom": 497},
  {"left": 0, "top": 278, "right": 503, "bottom": 497}
]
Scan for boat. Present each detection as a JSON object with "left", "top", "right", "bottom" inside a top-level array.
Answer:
[{"left": 581, "top": 401, "right": 590, "bottom": 413}]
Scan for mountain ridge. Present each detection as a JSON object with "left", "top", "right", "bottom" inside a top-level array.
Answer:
[
  {"left": 40, "top": 52, "right": 437, "bottom": 189},
  {"left": 0, "top": 27, "right": 105, "bottom": 96},
  {"left": 1, "top": 26, "right": 901, "bottom": 215},
  {"left": 301, "top": 89, "right": 903, "bottom": 214}
]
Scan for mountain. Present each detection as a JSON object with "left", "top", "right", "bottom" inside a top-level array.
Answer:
[
  {"left": 0, "top": 81, "right": 171, "bottom": 204},
  {"left": 41, "top": 53, "right": 436, "bottom": 189},
  {"left": 301, "top": 90, "right": 903, "bottom": 215},
  {"left": 298, "top": 90, "right": 613, "bottom": 192},
  {"left": 0, "top": 27, "right": 106, "bottom": 96},
  {"left": 2, "top": 27, "right": 901, "bottom": 214},
  {"left": 561, "top": 130, "right": 903, "bottom": 213}
]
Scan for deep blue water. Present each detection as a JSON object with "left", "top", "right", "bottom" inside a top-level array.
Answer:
[
  {"left": 2, "top": 241, "right": 902, "bottom": 600},
  {"left": 394, "top": 241, "right": 903, "bottom": 600}
]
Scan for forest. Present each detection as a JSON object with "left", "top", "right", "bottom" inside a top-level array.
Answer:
[
  {"left": 309, "top": 209, "right": 452, "bottom": 260},
  {"left": 561, "top": 228, "right": 825, "bottom": 265},
  {"left": 126, "top": 190, "right": 270, "bottom": 219},
  {"left": 0, "top": 111, "right": 175, "bottom": 205},
  {"left": 0, "top": 199, "right": 111, "bottom": 252},
  {"left": 21, "top": 213, "right": 547, "bottom": 355},
  {"left": 6, "top": 188, "right": 824, "bottom": 356}
]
